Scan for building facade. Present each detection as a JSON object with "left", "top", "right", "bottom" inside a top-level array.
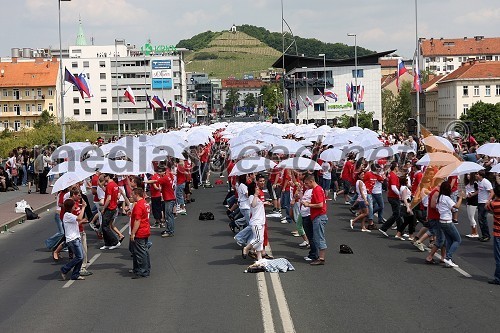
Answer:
[{"left": 221, "top": 79, "right": 266, "bottom": 114}]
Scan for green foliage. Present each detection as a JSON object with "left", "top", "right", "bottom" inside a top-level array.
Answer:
[
  {"left": 33, "top": 110, "right": 55, "bottom": 129},
  {"left": 420, "top": 69, "right": 434, "bottom": 84},
  {"left": 192, "top": 52, "right": 219, "bottom": 60},
  {"left": 238, "top": 24, "right": 375, "bottom": 58},
  {"left": 336, "top": 110, "right": 374, "bottom": 129},
  {"left": 382, "top": 81, "right": 412, "bottom": 134},
  {"left": 460, "top": 102, "right": 500, "bottom": 144},
  {"left": 243, "top": 93, "right": 257, "bottom": 110},
  {"left": 176, "top": 31, "right": 222, "bottom": 51},
  {"left": 260, "top": 83, "right": 283, "bottom": 116},
  {"left": 224, "top": 88, "right": 241, "bottom": 115}
]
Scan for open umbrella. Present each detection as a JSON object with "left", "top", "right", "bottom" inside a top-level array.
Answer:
[
  {"left": 320, "top": 148, "right": 344, "bottom": 162},
  {"left": 434, "top": 161, "right": 484, "bottom": 179},
  {"left": 416, "top": 152, "right": 460, "bottom": 166},
  {"left": 271, "top": 139, "right": 312, "bottom": 156},
  {"left": 229, "top": 157, "right": 277, "bottom": 176},
  {"left": 422, "top": 136, "right": 454, "bottom": 153},
  {"left": 477, "top": 143, "right": 500, "bottom": 157},
  {"left": 278, "top": 157, "right": 321, "bottom": 171},
  {"left": 51, "top": 170, "right": 95, "bottom": 194},
  {"left": 261, "top": 126, "right": 286, "bottom": 137},
  {"left": 490, "top": 164, "right": 500, "bottom": 173},
  {"left": 51, "top": 142, "right": 92, "bottom": 161}
]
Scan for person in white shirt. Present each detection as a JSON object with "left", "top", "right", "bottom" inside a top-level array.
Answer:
[
  {"left": 476, "top": 170, "right": 494, "bottom": 241},
  {"left": 60, "top": 198, "right": 87, "bottom": 281},
  {"left": 236, "top": 174, "right": 251, "bottom": 228},
  {"left": 436, "top": 181, "right": 464, "bottom": 268},
  {"left": 242, "top": 182, "right": 265, "bottom": 261},
  {"left": 350, "top": 171, "right": 370, "bottom": 232}
]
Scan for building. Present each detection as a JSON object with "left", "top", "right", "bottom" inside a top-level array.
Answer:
[
  {"left": 436, "top": 60, "right": 500, "bottom": 133},
  {"left": 420, "top": 36, "right": 500, "bottom": 76},
  {"left": 410, "top": 75, "right": 444, "bottom": 133},
  {"left": 381, "top": 71, "right": 414, "bottom": 95},
  {"left": 221, "top": 79, "right": 266, "bottom": 114},
  {"left": 379, "top": 57, "right": 412, "bottom": 76},
  {"left": 273, "top": 51, "right": 394, "bottom": 124},
  {"left": 0, "top": 55, "right": 59, "bottom": 131},
  {"left": 186, "top": 73, "right": 213, "bottom": 122}
]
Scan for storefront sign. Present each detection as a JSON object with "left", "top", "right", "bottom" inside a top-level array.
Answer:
[
  {"left": 142, "top": 43, "right": 177, "bottom": 56},
  {"left": 327, "top": 102, "right": 353, "bottom": 111}
]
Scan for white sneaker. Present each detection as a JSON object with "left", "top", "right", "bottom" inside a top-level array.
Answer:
[
  {"left": 391, "top": 225, "right": 398, "bottom": 230},
  {"left": 394, "top": 235, "right": 406, "bottom": 241},
  {"left": 299, "top": 241, "right": 309, "bottom": 247},
  {"left": 443, "top": 258, "right": 458, "bottom": 268},
  {"left": 304, "top": 256, "right": 313, "bottom": 261},
  {"left": 349, "top": 219, "right": 354, "bottom": 229},
  {"left": 466, "top": 234, "right": 479, "bottom": 238},
  {"left": 100, "top": 245, "right": 110, "bottom": 250},
  {"left": 333, "top": 192, "right": 337, "bottom": 201},
  {"left": 378, "top": 229, "right": 389, "bottom": 237},
  {"left": 344, "top": 201, "right": 350, "bottom": 205},
  {"left": 266, "top": 212, "right": 281, "bottom": 218},
  {"left": 280, "top": 218, "right": 288, "bottom": 224},
  {"left": 108, "top": 242, "right": 121, "bottom": 250},
  {"left": 361, "top": 228, "right": 372, "bottom": 233}
]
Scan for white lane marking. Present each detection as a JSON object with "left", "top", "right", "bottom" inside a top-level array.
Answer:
[
  {"left": 62, "top": 224, "right": 128, "bottom": 288},
  {"left": 256, "top": 272, "right": 275, "bottom": 333},
  {"left": 433, "top": 252, "right": 472, "bottom": 278},
  {"left": 266, "top": 244, "right": 296, "bottom": 333}
]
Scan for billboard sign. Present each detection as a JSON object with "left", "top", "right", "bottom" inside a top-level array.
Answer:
[{"left": 152, "top": 59, "right": 172, "bottom": 89}]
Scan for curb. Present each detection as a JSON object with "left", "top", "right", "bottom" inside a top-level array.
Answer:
[{"left": 0, "top": 201, "right": 54, "bottom": 233}]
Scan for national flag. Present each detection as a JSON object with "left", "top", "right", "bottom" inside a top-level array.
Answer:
[
  {"left": 305, "top": 96, "right": 313, "bottom": 106},
  {"left": 357, "top": 85, "right": 365, "bottom": 103},
  {"left": 324, "top": 88, "right": 338, "bottom": 102},
  {"left": 167, "top": 100, "right": 173, "bottom": 107},
  {"left": 65, "top": 68, "right": 88, "bottom": 98},
  {"left": 288, "top": 98, "right": 294, "bottom": 111},
  {"left": 413, "top": 66, "right": 422, "bottom": 93},
  {"left": 76, "top": 73, "right": 91, "bottom": 98},
  {"left": 146, "top": 93, "right": 155, "bottom": 110},
  {"left": 152, "top": 95, "right": 167, "bottom": 110},
  {"left": 396, "top": 59, "right": 408, "bottom": 91},
  {"left": 124, "top": 86, "right": 136, "bottom": 105},
  {"left": 346, "top": 83, "right": 351, "bottom": 102}
]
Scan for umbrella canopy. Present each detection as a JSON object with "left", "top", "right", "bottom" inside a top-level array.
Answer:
[
  {"left": 477, "top": 143, "right": 500, "bottom": 157},
  {"left": 322, "top": 135, "right": 350, "bottom": 147},
  {"left": 278, "top": 157, "right": 321, "bottom": 171},
  {"left": 422, "top": 136, "right": 454, "bottom": 153},
  {"left": 270, "top": 139, "right": 312, "bottom": 157},
  {"left": 319, "top": 148, "right": 344, "bottom": 162},
  {"left": 416, "top": 152, "right": 460, "bottom": 166},
  {"left": 491, "top": 164, "right": 500, "bottom": 173},
  {"left": 47, "top": 160, "right": 98, "bottom": 176},
  {"left": 229, "top": 134, "right": 256, "bottom": 148},
  {"left": 261, "top": 126, "right": 286, "bottom": 137},
  {"left": 98, "top": 159, "right": 155, "bottom": 175},
  {"left": 51, "top": 142, "right": 92, "bottom": 161},
  {"left": 229, "top": 157, "right": 277, "bottom": 176},
  {"left": 363, "top": 144, "right": 416, "bottom": 161},
  {"left": 51, "top": 170, "right": 95, "bottom": 194},
  {"left": 434, "top": 161, "right": 484, "bottom": 179},
  {"left": 230, "top": 144, "right": 264, "bottom": 160}
]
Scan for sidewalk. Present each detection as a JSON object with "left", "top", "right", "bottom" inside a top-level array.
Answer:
[{"left": 0, "top": 186, "right": 55, "bottom": 231}]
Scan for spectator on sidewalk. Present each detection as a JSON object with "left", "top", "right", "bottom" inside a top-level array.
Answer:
[{"left": 487, "top": 185, "right": 500, "bottom": 285}]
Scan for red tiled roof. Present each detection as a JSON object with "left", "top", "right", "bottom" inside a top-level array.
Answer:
[
  {"left": 440, "top": 60, "right": 500, "bottom": 82},
  {"left": 379, "top": 59, "right": 398, "bottom": 68},
  {"left": 0, "top": 60, "right": 59, "bottom": 88},
  {"left": 222, "top": 79, "right": 266, "bottom": 89},
  {"left": 420, "top": 37, "right": 500, "bottom": 56},
  {"left": 421, "top": 74, "right": 445, "bottom": 90}
]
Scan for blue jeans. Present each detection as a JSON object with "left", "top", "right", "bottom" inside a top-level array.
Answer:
[
  {"left": 366, "top": 194, "right": 374, "bottom": 221},
  {"left": 234, "top": 225, "right": 253, "bottom": 245},
  {"left": 235, "top": 208, "right": 250, "bottom": 228},
  {"left": 293, "top": 202, "right": 305, "bottom": 236},
  {"left": 61, "top": 238, "right": 83, "bottom": 280},
  {"left": 22, "top": 165, "right": 27, "bottom": 185},
  {"left": 313, "top": 214, "right": 328, "bottom": 250},
  {"left": 281, "top": 190, "right": 292, "bottom": 223},
  {"left": 440, "top": 222, "right": 462, "bottom": 260},
  {"left": 176, "top": 183, "right": 185, "bottom": 206},
  {"left": 302, "top": 215, "right": 318, "bottom": 260},
  {"left": 164, "top": 200, "right": 175, "bottom": 234},
  {"left": 427, "top": 219, "right": 445, "bottom": 248},
  {"left": 132, "top": 237, "right": 151, "bottom": 277},
  {"left": 477, "top": 203, "right": 490, "bottom": 238},
  {"left": 321, "top": 179, "right": 331, "bottom": 193},
  {"left": 372, "top": 193, "right": 384, "bottom": 223},
  {"left": 494, "top": 236, "right": 500, "bottom": 283},
  {"left": 54, "top": 213, "right": 64, "bottom": 234}
]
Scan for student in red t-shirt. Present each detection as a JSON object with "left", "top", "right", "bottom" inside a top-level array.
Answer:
[
  {"left": 176, "top": 159, "right": 189, "bottom": 215},
  {"left": 158, "top": 166, "right": 176, "bottom": 237},
  {"left": 379, "top": 162, "right": 402, "bottom": 236},
  {"left": 302, "top": 175, "right": 328, "bottom": 266},
  {"left": 336, "top": 155, "right": 355, "bottom": 204},
  {"left": 100, "top": 173, "right": 121, "bottom": 249},
  {"left": 130, "top": 188, "right": 151, "bottom": 279},
  {"left": 149, "top": 168, "right": 165, "bottom": 228}
]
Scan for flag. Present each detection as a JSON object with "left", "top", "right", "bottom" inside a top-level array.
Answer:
[
  {"left": 346, "top": 83, "right": 351, "bottom": 102},
  {"left": 357, "top": 85, "right": 365, "bottom": 103},
  {"left": 305, "top": 96, "right": 313, "bottom": 106},
  {"left": 288, "top": 98, "right": 294, "bottom": 111},
  {"left": 146, "top": 93, "right": 155, "bottom": 110},
  {"left": 317, "top": 88, "right": 327, "bottom": 102},
  {"left": 167, "top": 100, "right": 173, "bottom": 107},
  {"left": 124, "top": 86, "right": 136, "bottom": 105},
  {"left": 396, "top": 59, "right": 408, "bottom": 91},
  {"left": 299, "top": 96, "right": 308, "bottom": 108},
  {"left": 324, "top": 88, "right": 338, "bottom": 102},
  {"left": 413, "top": 66, "right": 422, "bottom": 93},
  {"left": 152, "top": 95, "right": 167, "bottom": 110},
  {"left": 65, "top": 68, "right": 88, "bottom": 98},
  {"left": 76, "top": 73, "right": 91, "bottom": 98}
]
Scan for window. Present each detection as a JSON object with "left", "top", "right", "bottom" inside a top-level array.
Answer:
[
  {"left": 352, "top": 69, "right": 364, "bottom": 78},
  {"left": 26, "top": 104, "right": 30, "bottom": 112},
  {"left": 101, "top": 108, "right": 107, "bottom": 114},
  {"left": 48, "top": 89, "right": 53, "bottom": 96},
  {"left": 85, "top": 109, "right": 91, "bottom": 115},
  {"left": 37, "top": 89, "right": 42, "bottom": 97},
  {"left": 2, "top": 89, "right": 7, "bottom": 97},
  {"left": 463, "top": 104, "right": 469, "bottom": 115},
  {"left": 447, "top": 65, "right": 454, "bottom": 71},
  {"left": 37, "top": 104, "right": 42, "bottom": 112},
  {"left": 73, "top": 97, "right": 79, "bottom": 104},
  {"left": 314, "top": 103, "right": 325, "bottom": 111},
  {"left": 74, "top": 109, "right": 80, "bottom": 115},
  {"left": 26, "top": 120, "right": 31, "bottom": 128},
  {"left": 85, "top": 99, "right": 90, "bottom": 104},
  {"left": 486, "top": 55, "right": 493, "bottom": 60},
  {"left": 25, "top": 89, "right": 30, "bottom": 97},
  {"left": 355, "top": 102, "right": 365, "bottom": 111},
  {"left": 430, "top": 57, "right": 436, "bottom": 62},
  {"left": 14, "top": 104, "right": 20, "bottom": 115},
  {"left": 496, "top": 85, "right": 500, "bottom": 96},
  {"left": 73, "top": 86, "right": 79, "bottom": 92},
  {"left": 100, "top": 85, "right": 106, "bottom": 92},
  {"left": 442, "top": 57, "right": 447, "bottom": 62},
  {"left": 101, "top": 97, "right": 107, "bottom": 103},
  {"left": 72, "top": 61, "right": 78, "bottom": 68},
  {"left": 99, "top": 61, "right": 106, "bottom": 68},
  {"left": 314, "top": 87, "right": 324, "bottom": 96},
  {"left": 100, "top": 73, "right": 106, "bottom": 79},
  {"left": 49, "top": 103, "right": 53, "bottom": 112},
  {"left": 13, "top": 89, "right": 19, "bottom": 100},
  {"left": 473, "top": 86, "right": 479, "bottom": 96},
  {"left": 83, "top": 61, "right": 89, "bottom": 68},
  {"left": 2, "top": 104, "right": 6, "bottom": 113},
  {"left": 486, "top": 85, "right": 491, "bottom": 96},
  {"left": 436, "top": 66, "right": 441, "bottom": 72},
  {"left": 463, "top": 86, "right": 469, "bottom": 96}
]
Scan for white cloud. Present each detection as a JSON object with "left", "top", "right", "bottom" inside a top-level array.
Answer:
[{"left": 456, "top": 8, "right": 500, "bottom": 23}]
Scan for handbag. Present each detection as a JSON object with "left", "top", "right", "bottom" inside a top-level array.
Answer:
[{"left": 15, "top": 200, "right": 31, "bottom": 214}]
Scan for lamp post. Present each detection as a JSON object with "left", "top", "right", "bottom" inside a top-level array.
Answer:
[
  {"left": 58, "top": 0, "right": 71, "bottom": 144},
  {"left": 302, "top": 66, "right": 309, "bottom": 123},
  {"left": 292, "top": 74, "right": 297, "bottom": 124},
  {"left": 347, "top": 33, "right": 358, "bottom": 126},
  {"left": 115, "top": 38, "right": 125, "bottom": 137},
  {"left": 415, "top": 0, "right": 421, "bottom": 136},
  {"left": 319, "top": 54, "right": 327, "bottom": 124}
]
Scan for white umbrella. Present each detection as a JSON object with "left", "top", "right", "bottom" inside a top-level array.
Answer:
[
  {"left": 229, "top": 134, "right": 256, "bottom": 148},
  {"left": 51, "top": 142, "right": 91, "bottom": 161},
  {"left": 51, "top": 170, "right": 95, "bottom": 194},
  {"left": 47, "top": 160, "right": 98, "bottom": 176},
  {"left": 229, "top": 157, "right": 277, "bottom": 176},
  {"left": 349, "top": 135, "right": 383, "bottom": 151},
  {"left": 230, "top": 144, "right": 264, "bottom": 160},
  {"left": 278, "top": 157, "right": 321, "bottom": 171},
  {"left": 442, "top": 131, "right": 461, "bottom": 138},
  {"left": 422, "top": 136, "right": 455, "bottom": 153},
  {"left": 261, "top": 126, "right": 286, "bottom": 137},
  {"left": 320, "top": 148, "right": 344, "bottom": 162},
  {"left": 477, "top": 143, "right": 500, "bottom": 157},
  {"left": 271, "top": 139, "right": 312, "bottom": 157},
  {"left": 434, "top": 161, "right": 484, "bottom": 179},
  {"left": 322, "top": 135, "right": 350, "bottom": 147},
  {"left": 98, "top": 159, "right": 155, "bottom": 175},
  {"left": 186, "top": 132, "right": 210, "bottom": 146},
  {"left": 490, "top": 164, "right": 500, "bottom": 173}
]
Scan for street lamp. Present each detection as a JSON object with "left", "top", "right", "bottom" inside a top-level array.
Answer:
[
  {"left": 58, "top": 0, "right": 71, "bottom": 144},
  {"left": 319, "top": 54, "right": 327, "bottom": 124},
  {"left": 347, "top": 33, "right": 358, "bottom": 127},
  {"left": 115, "top": 38, "right": 125, "bottom": 137}
]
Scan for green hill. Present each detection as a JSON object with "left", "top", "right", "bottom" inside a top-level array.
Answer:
[{"left": 176, "top": 25, "right": 376, "bottom": 79}]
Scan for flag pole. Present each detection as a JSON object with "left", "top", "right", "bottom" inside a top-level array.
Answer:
[
  {"left": 415, "top": 0, "right": 421, "bottom": 137},
  {"left": 115, "top": 39, "right": 121, "bottom": 137}
]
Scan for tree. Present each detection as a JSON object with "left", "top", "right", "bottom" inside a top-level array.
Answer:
[
  {"left": 34, "top": 110, "right": 55, "bottom": 129},
  {"left": 460, "top": 101, "right": 500, "bottom": 144},
  {"left": 243, "top": 93, "right": 257, "bottom": 111},
  {"left": 224, "top": 88, "right": 240, "bottom": 115},
  {"left": 260, "top": 83, "right": 283, "bottom": 117},
  {"left": 336, "top": 110, "right": 374, "bottom": 129},
  {"left": 383, "top": 81, "right": 412, "bottom": 134}
]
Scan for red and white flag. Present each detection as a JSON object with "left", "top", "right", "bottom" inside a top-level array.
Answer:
[{"left": 124, "top": 86, "right": 136, "bottom": 105}]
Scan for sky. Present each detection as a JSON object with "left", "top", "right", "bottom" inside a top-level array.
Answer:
[{"left": 1, "top": 0, "right": 499, "bottom": 60}]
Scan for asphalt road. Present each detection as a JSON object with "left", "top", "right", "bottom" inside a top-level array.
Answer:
[{"left": 0, "top": 182, "right": 498, "bottom": 333}]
